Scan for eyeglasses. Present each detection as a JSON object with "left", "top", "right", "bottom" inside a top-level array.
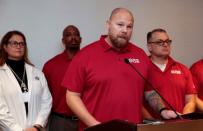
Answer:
[
  {"left": 148, "top": 39, "right": 172, "bottom": 46},
  {"left": 8, "top": 41, "right": 26, "bottom": 48}
]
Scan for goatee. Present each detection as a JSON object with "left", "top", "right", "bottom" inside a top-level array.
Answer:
[{"left": 69, "top": 46, "right": 80, "bottom": 52}]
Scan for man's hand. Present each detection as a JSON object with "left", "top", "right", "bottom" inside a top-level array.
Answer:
[{"left": 160, "top": 109, "right": 179, "bottom": 119}]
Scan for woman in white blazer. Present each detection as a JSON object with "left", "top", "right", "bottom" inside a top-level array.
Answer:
[{"left": 0, "top": 30, "right": 52, "bottom": 131}]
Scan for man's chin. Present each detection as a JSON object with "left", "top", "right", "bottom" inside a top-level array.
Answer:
[
  {"left": 117, "top": 40, "right": 128, "bottom": 47},
  {"left": 111, "top": 37, "right": 129, "bottom": 49},
  {"left": 66, "top": 45, "right": 80, "bottom": 51},
  {"left": 113, "top": 42, "right": 128, "bottom": 50}
]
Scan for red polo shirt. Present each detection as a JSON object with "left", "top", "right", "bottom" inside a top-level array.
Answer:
[
  {"left": 62, "top": 35, "right": 152, "bottom": 129},
  {"left": 43, "top": 51, "right": 74, "bottom": 116},
  {"left": 145, "top": 57, "right": 196, "bottom": 118},
  {"left": 190, "top": 59, "right": 203, "bottom": 100}
]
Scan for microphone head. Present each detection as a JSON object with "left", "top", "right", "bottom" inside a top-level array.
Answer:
[{"left": 124, "top": 58, "right": 129, "bottom": 63}]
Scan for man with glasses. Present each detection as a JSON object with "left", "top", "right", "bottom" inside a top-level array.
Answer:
[{"left": 143, "top": 28, "right": 197, "bottom": 119}]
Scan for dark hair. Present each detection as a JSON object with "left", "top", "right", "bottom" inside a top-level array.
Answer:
[
  {"left": 0, "top": 30, "right": 33, "bottom": 66},
  {"left": 147, "top": 28, "right": 167, "bottom": 43},
  {"left": 63, "top": 25, "right": 81, "bottom": 37}
]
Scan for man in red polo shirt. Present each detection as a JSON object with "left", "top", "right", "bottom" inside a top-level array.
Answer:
[
  {"left": 190, "top": 59, "right": 203, "bottom": 111},
  {"left": 62, "top": 8, "right": 177, "bottom": 131},
  {"left": 43, "top": 25, "right": 81, "bottom": 131},
  {"left": 143, "top": 28, "right": 196, "bottom": 119}
]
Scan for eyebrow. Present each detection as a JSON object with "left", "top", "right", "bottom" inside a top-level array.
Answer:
[{"left": 154, "top": 39, "right": 170, "bottom": 41}]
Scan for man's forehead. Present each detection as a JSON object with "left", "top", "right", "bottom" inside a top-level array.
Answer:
[
  {"left": 111, "top": 12, "right": 134, "bottom": 24},
  {"left": 65, "top": 26, "right": 77, "bottom": 32},
  {"left": 152, "top": 32, "right": 168, "bottom": 38},
  {"left": 63, "top": 26, "right": 80, "bottom": 36}
]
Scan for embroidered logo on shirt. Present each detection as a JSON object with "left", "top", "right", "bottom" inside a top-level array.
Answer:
[
  {"left": 128, "top": 58, "right": 140, "bottom": 63},
  {"left": 171, "top": 70, "right": 182, "bottom": 74}
]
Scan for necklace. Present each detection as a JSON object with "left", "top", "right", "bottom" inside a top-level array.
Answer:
[{"left": 8, "top": 65, "right": 28, "bottom": 92}]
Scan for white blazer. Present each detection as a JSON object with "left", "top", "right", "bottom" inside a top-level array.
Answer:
[{"left": 0, "top": 63, "right": 52, "bottom": 131}]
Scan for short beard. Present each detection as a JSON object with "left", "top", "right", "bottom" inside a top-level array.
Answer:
[
  {"left": 68, "top": 46, "right": 80, "bottom": 52},
  {"left": 109, "top": 35, "right": 128, "bottom": 49}
]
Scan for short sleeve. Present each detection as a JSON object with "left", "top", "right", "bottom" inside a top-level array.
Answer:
[{"left": 61, "top": 52, "right": 86, "bottom": 93}]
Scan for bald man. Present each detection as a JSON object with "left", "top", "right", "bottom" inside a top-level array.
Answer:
[
  {"left": 62, "top": 8, "right": 177, "bottom": 131},
  {"left": 43, "top": 25, "right": 81, "bottom": 131}
]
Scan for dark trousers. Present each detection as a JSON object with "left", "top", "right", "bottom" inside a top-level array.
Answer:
[{"left": 47, "top": 113, "right": 79, "bottom": 131}]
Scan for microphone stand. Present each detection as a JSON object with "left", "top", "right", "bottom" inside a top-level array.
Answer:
[{"left": 124, "top": 58, "right": 183, "bottom": 119}]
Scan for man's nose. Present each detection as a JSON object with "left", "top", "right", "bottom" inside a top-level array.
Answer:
[{"left": 122, "top": 26, "right": 128, "bottom": 33}]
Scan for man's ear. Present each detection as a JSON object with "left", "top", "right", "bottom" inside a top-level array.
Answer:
[
  {"left": 147, "top": 44, "right": 152, "bottom": 52},
  {"left": 106, "top": 20, "right": 110, "bottom": 31},
  {"left": 62, "top": 38, "right": 65, "bottom": 45}
]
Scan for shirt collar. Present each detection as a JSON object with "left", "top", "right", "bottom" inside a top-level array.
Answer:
[
  {"left": 149, "top": 56, "right": 177, "bottom": 72},
  {"left": 167, "top": 56, "right": 176, "bottom": 66},
  {"left": 62, "top": 50, "right": 72, "bottom": 61}
]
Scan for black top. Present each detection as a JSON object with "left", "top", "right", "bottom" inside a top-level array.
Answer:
[
  {"left": 6, "top": 59, "right": 29, "bottom": 116},
  {"left": 6, "top": 59, "right": 28, "bottom": 92}
]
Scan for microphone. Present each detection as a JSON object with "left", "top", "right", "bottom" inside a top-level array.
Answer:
[{"left": 124, "top": 58, "right": 182, "bottom": 119}]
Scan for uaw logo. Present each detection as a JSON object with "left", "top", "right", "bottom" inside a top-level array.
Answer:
[
  {"left": 128, "top": 58, "right": 140, "bottom": 63},
  {"left": 171, "top": 70, "right": 182, "bottom": 74}
]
